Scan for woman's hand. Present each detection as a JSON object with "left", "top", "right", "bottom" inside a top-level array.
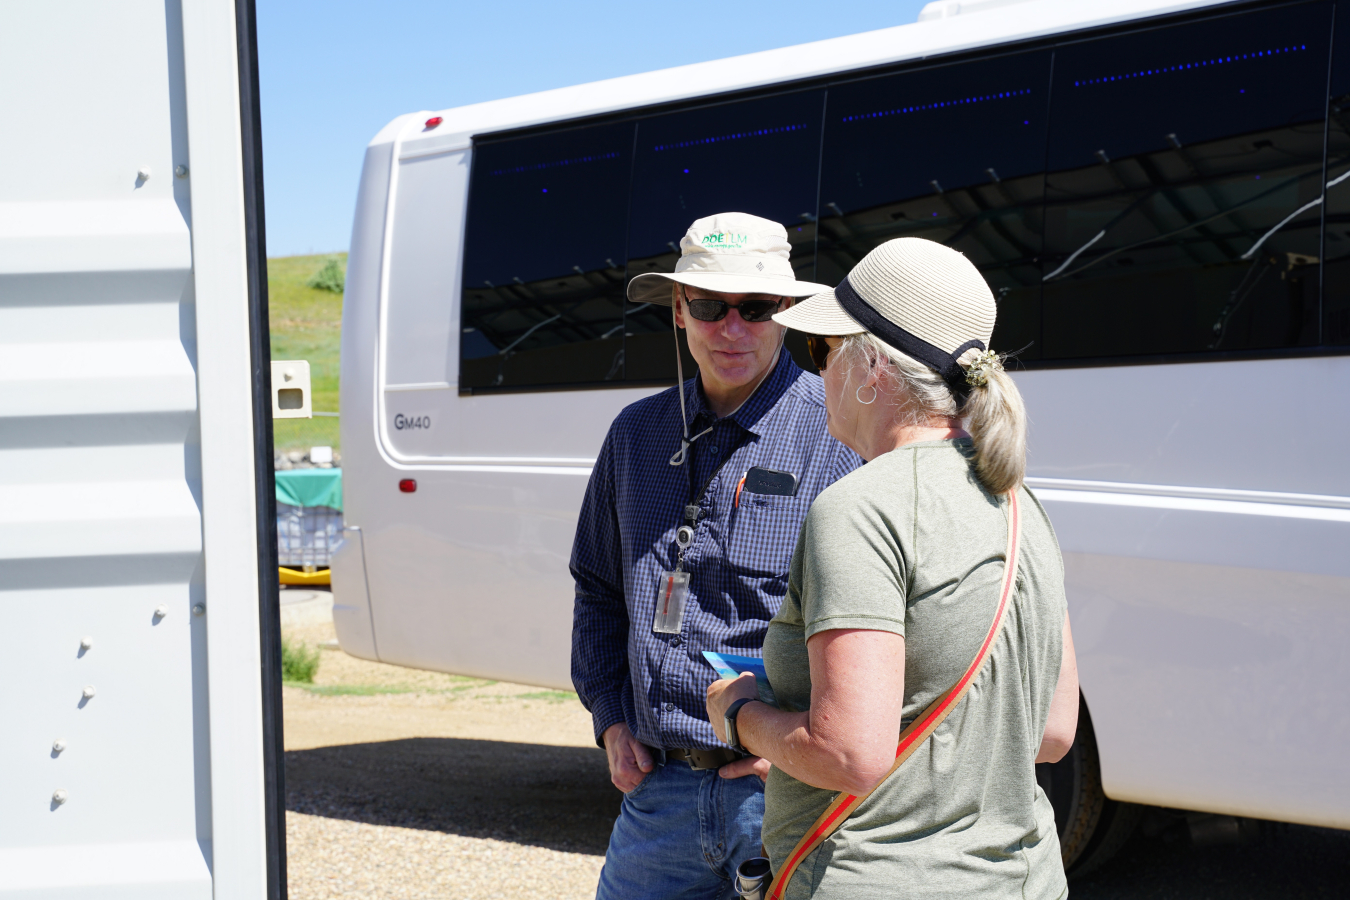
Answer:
[
  {"left": 705, "top": 671, "right": 759, "bottom": 743},
  {"left": 707, "top": 674, "right": 773, "bottom": 782},
  {"left": 701, "top": 630, "right": 906, "bottom": 796}
]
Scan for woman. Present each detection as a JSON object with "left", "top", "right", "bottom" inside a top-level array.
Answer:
[{"left": 706, "top": 238, "right": 1080, "bottom": 900}]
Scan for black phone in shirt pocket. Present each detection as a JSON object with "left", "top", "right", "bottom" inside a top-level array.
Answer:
[{"left": 742, "top": 466, "right": 798, "bottom": 498}]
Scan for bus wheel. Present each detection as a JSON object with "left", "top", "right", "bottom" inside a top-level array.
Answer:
[{"left": 1036, "top": 696, "right": 1142, "bottom": 877}]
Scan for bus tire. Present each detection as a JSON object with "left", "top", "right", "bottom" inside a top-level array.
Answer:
[{"left": 1036, "top": 695, "right": 1142, "bottom": 878}]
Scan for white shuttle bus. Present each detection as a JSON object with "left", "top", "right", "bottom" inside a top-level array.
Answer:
[{"left": 335, "top": 0, "right": 1350, "bottom": 871}]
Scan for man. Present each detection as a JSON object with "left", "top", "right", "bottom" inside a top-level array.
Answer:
[{"left": 571, "top": 212, "right": 863, "bottom": 899}]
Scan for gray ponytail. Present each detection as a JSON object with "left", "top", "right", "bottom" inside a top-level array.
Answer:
[
  {"left": 960, "top": 362, "right": 1026, "bottom": 495},
  {"left": 837, "top": 334, "right": 1027, "bottom": 495}
]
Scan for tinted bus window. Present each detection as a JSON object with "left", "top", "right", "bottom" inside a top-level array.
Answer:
[
  {"left": 818, "top": 52, "right": 1052, "bottom": 359},
  {"left": 625, "top": 91, "right": 826, "bottom": 380},
  {"left": 460, "top": 122, "right": 634, "bottom": 390},
  {"left": 1043, "top": 2, "right": 1332, "bottom": 361},
  {"left": 1324, "top": 1, "right": 1350, "bottom": 345}
]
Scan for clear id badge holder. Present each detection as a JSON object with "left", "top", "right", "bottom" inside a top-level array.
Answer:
[{"left": 653, "top": 524, "right": 694, "bottom": 634}]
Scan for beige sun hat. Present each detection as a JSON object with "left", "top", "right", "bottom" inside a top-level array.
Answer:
[
  {"left": 773, "top": 237, "right": 997, "bottom": 393},
  {"left": 627, "top": 212, "right": 830, "bottom": 306}
]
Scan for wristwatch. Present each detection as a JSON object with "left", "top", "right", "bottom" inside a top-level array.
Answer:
[{"left": 724, "top": 697, "right": 758, "bottom": 755}]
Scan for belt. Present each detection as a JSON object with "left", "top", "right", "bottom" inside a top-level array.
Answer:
[{"left": 665, "top": 746, "right": 742, "bottom": 770}]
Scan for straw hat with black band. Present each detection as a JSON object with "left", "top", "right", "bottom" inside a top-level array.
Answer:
[{"left": 772, "top": 237, "right": 1000, "bottom": 400}]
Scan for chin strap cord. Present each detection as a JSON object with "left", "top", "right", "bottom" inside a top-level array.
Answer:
[
  {"left": 670, "top": 302, "right": 711, "bottom": 466},
  {"left": 667, "top": 292, "right": 787, "bottom": 467}
]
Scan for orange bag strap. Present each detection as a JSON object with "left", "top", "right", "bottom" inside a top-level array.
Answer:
[{"left": 768, "top": 490, "right": 1022, "bottom": 900}]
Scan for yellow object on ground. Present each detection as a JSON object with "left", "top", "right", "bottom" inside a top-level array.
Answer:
[{"left": 280, "top": 566, "right": 331, "bottom": 586}]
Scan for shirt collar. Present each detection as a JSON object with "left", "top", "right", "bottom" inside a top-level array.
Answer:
[{"left": 686, "top": 348, "right": 803, "bottom": 436}]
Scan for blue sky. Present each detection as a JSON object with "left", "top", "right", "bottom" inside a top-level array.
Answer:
[{"left": 256, "top": 0, "right": 932, "bottom": 257}]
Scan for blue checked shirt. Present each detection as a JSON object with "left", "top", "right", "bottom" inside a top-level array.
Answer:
[{"left": 570, "top": 351, "right": 863, "bottom": 750}]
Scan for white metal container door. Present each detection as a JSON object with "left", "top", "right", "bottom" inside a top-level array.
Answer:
[{"left": 0, "top": 1, "right": 284, "bottom": 898}]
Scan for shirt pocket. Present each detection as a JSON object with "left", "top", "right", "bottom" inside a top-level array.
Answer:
[{"left": 726, "top": 494, "right": 809, "bottom": 579}]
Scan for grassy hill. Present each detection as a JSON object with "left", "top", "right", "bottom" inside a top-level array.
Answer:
[{"left": 268, "top": 253, "right": 344, "bottom": 453}]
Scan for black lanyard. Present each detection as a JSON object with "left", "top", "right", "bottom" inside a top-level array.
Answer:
[
  {"left": 672, "top": 419, "right": 740, "bottom": 573},
  {"left": 681, "top": 415, "right": 743, "bottom": 529}
]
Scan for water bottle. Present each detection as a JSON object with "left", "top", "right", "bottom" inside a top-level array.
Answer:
[{"left": 735, "top": 857, "right": 773, "bottom": 900}]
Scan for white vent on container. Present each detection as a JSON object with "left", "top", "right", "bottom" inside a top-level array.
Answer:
[{"left": 272, "top": 360, "right": 312, "bottom": 419}]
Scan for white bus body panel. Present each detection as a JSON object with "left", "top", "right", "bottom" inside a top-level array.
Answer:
[
  {"left": 337, "top": 0, "right": 1350, "bottom": 831},
  {"left": 1, "top": 1, "right": 272, "bottom": 896},
  {"left": 1019, "top": 357, "right": 1350, "bottom": 829}
]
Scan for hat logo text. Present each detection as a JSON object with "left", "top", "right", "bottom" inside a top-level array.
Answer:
[{"left": 701, "top": 232, "right": 748, "bottom": 250}]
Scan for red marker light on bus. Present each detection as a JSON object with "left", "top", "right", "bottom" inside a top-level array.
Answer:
[
  {"left": 399, "top": 478, "right": 417, "bottom": 493},
  {"left": 425, "top": 116, "right": 443, "bottom": 129}
]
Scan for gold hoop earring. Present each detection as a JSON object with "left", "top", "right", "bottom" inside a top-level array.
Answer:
[{"left": 856, "top": 384, "right": 877, "bottom": 405}]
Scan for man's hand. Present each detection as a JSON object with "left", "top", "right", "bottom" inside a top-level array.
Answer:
[
  {"left": 719, "top": 755, "right": 772, "bottom": 783},
  {"left": 602, "top": 722, "right": 654, "bottom": 793},
  {"left": 705, "top": 671, "right": 759, "bottom": 742}
]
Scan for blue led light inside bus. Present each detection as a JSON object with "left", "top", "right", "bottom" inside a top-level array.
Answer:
[
  {"left": 653, "top": 123, "right": 807, "bottom": 152},
  {"left": 490, "top": 151, "right": 620, "bottom": 176},
  {"left": 1074, "top": 44, "right": 1307, "bottom": 87},
  {"left": 841, "top": 88, "right": 1033, "bottom": 124}
]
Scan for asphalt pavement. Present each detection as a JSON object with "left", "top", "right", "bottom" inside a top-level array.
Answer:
[{"left": 1071, "top": 818, "right": 1350, "bottom": 899}]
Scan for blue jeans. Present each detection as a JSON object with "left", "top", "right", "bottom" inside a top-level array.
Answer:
[{"left": 595, "top": 758, "right": 765, "bottom": 900}]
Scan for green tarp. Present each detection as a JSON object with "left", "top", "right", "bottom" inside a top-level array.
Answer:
[{"left": 275, "top": 467, "right": 342, "bottom": 510}]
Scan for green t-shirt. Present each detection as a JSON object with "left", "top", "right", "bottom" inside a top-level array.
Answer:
[{"left": 762, "top": 439, "right": 1068, "bottom": 900}]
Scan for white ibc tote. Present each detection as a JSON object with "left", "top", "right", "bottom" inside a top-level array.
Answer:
[{"left": 0, "top": 1, "right": 286, "bottom": 898}]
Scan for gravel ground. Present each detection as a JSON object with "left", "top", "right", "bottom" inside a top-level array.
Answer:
[
  {"left": 280, "top": 590, "right": 615, "bottom": 899},
  {"left": 281, "top": 589, "right": 1350, "bottom": 899},
  {"left": 285, "top": 814, "right": 603, "bottom": 900}
]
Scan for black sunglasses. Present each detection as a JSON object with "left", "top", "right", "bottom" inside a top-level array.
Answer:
[
  {"left": 681, "top": 287, "right": 784, "bottom": 323},
  {"left": 807, "top": 336, "right": 837, "bottom": 371}
]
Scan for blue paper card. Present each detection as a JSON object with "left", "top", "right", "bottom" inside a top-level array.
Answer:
[{"left": 702, "top": 651, "right": 776, "bottom": 705}]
